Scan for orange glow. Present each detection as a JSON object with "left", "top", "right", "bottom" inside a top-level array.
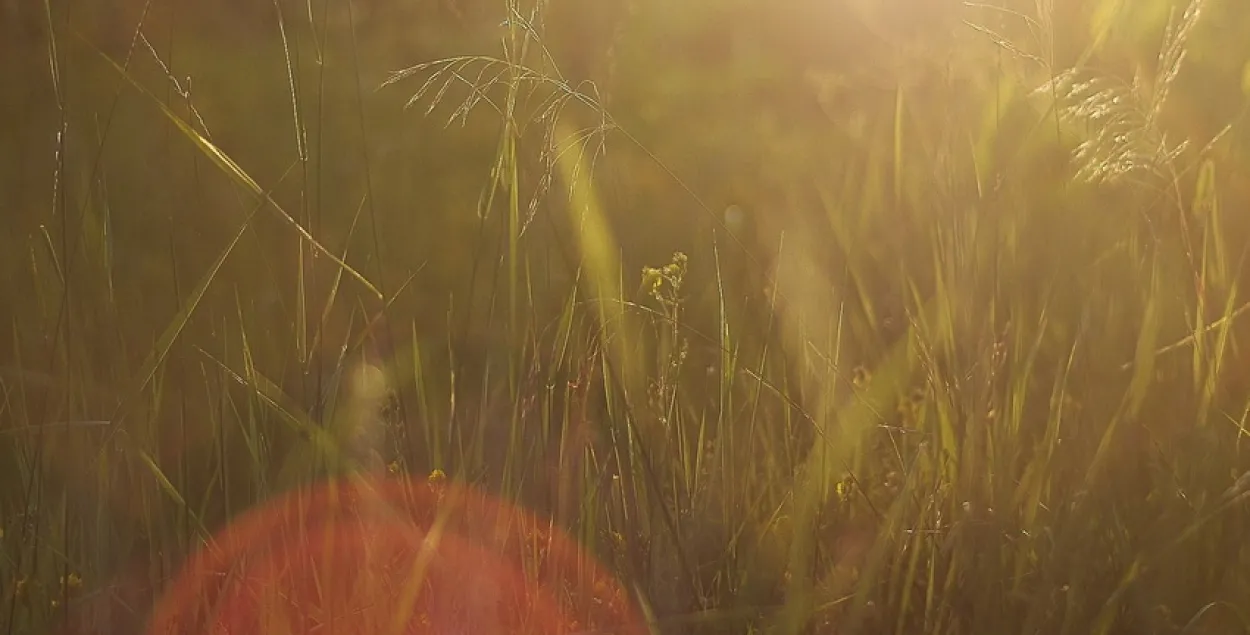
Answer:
[{"left": 147, "top": 474, "right": 643, "bottom": 635}]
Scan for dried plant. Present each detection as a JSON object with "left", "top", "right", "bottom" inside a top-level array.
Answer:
[
  {"left": 1033, "top": 0, "right": 1208, "bottom": 185},
  {"left": 380, "top": 4, "right": 615, "bottom": 236}
]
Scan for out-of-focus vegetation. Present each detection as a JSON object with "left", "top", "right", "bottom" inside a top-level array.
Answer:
[{"left": 3, "top": 0, "right": 1250, "bottom": 632}]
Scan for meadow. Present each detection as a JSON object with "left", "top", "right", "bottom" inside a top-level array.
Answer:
[{"left": 2, "top": 0, "right": 1250, "bottom": 633}]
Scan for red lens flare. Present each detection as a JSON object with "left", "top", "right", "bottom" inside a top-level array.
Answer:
[{"left": 145, "top": 474, "right": 645, "bottom": 635}]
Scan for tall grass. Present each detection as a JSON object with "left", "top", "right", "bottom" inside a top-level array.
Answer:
[{"left": 3, "top": 0, "right": 1250, "bottom": 634}]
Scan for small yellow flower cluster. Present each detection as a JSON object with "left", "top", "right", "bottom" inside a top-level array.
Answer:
[
  {"left": 641, "top": 252, "right": 688, "bottom": 308},
  {"left": 835, "top": 479, "right": 851, "bottom": 502},
  {"left": 427, "top": 468, "right": 448, "bottom": 500},
  {"left": 6, "top": 571, "right": 80, "bottom": 610},
  {"left": 61, "top": 572, "right": 83, "bottom": 590}
]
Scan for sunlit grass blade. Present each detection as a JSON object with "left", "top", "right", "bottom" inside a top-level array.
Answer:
[{"left": 81, "top": 34, "right": 381, "bottom": 301}]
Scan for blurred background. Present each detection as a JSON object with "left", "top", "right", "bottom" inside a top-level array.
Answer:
[{"left": 3, "top": 0, "right": 1250, "bottom": 633}]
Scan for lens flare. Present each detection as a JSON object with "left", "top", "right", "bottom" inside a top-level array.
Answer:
[{"left": 147, "top": 474, "right": 644, "bottom": 635}]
